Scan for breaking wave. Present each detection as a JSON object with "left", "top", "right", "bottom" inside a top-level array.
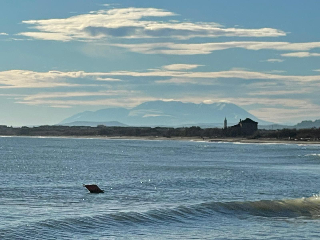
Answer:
[{"left": 2, "top": 197, "right": 320, "bottom": 239}]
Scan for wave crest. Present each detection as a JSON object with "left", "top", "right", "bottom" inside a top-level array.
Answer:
[{"left": 2, "top": 197, "right": 320, "bottom": 238}]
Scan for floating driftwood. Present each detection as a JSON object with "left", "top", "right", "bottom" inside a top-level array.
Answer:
[{"left": 83, "top": 184, "right": 104, "bottom": 193}]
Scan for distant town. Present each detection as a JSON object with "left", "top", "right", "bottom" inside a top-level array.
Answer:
[{"left": 0, "top": 117, "right": 319, "bottom": 142}]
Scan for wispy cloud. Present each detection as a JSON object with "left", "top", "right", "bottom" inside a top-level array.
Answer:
[
  {"left": 281, "top": 52, "right": 320, "bottom": 58},
  {"left": 23, "top": 91, "right": 128, "bottom": 100},
  {"left": 96, "top": 77, "right": 122, "bottom": 81},
  {"left": 2, "top": 68, "right": 320, "bottom": 90},
  {"left": 264, "top": 70, "right": 286, "bottom": 74},
  {"left": 265, "top": 59, "right": 284, "bottom": 63},
  {"left": 0, "top": 70, "right": 122, "bottom": 88},
  {"left": 247, "top": 89, "right": 311, "bottom": 96},
  {"left": 20, "top": 32, "right": 72, "bottom": 42},
  {"left": 18, "top": 7, "right": 285, "bottom": 41},
  {"left": 16, "top": 91, "right": 156, "bottom": 108},
  {"left": 162, "top": 64, "right": 203, "bottom": 71},
  {"left": 111, "top": 41, "right": 320, "bottom": 55},
  {"left": 0, "top": 33, "right": 8, "bottom": 36},
  {"left": 105, "top": 69, "right": 320, "bottom": 83}
]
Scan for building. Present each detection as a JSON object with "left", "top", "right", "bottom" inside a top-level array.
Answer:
[
  {"left": 227, "top": 118, "right": 258, "bottom": 136},
  {"left": 224, "top": 117, "right": 227, "bottom": 129},
  {"left": 239, "top": 118, "right": 258, "bottom": 135}
]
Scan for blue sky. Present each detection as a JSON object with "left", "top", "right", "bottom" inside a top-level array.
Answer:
[{"left": 1, "top": 0, "right": 320, "bottom": 126}]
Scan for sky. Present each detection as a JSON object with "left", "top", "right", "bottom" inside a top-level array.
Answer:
[{"left": 1, "top": 0, "right": 320, "bottom": 126}]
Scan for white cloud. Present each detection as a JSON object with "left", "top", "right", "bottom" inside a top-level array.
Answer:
[
  {"left": 162, "top": 64, "right": 203, "bottom": 71},
  {"left": 0, "top": 70, "right": 121, "bottom": 88},
  {"left": 218, "top": 100, "right": 231, "bottom": 103},
  {"left": 0, "top": 33, "right": 8, "bottom": 36},
  {"left": 264, "top": 70, "right": 286, "bottom": 74},
  {"left": 2, "top": 68, "right": 320, "bottom": 90},
  {"left": 18, "top": 7, "right": 285, "bottom": 41},
  {"left": 229, "top": 67, "right": 249, "bottom": 71},
  {"left": 247, "top": 89, "right": 311, "bottom": 96},
  {"left": 111, "top": 41, "right": 320, "bottom": 55},
  {"left": 265, "top": 59, "right": 284, "bottom": 63},
  {"left": 203, "top": 99, "right": 230, "bottom": 104},
  {"left": 202, "top": 100, "right": 214, "bottom": 104},
  {"left": 281, "top": 52, "right": 320, "bottom": 58},
  {"left": 10, "top": 38, "right": 32, "bottom": 41},
  {"left": 96, "top": 77, "right": 122, "bottom": 81},
  {"left": 18, "top": 93, "right": 156, "bottom": 108},
  {"left": 108, "top": 69, "right": 320, "bottom": 83},
  {"left": 23, "top": 91, "right": 128, "bottom": 101},
  {"left": 20, "top": 32, "right": 72, "bottom": 42}
]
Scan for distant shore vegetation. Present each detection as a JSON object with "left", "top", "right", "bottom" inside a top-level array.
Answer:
[{"left": 0, "top": 125, "right": 320, "bottom": 142}]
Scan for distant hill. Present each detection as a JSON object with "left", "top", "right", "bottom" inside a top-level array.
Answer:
[
  {"left": 260, "top": 119, "right": 320, "bottom": 130},
  {"left": 259, "top": 124, "right": 291, "bottom": 130},
  {"left": 294, "top": 119, "right": 320, "bottom": 129},
  {"left": 59, "top": 121, "right": 127, "bottom": 127},
  {"left": 59, "top": 101, "right": 271, "bottom": 127}
]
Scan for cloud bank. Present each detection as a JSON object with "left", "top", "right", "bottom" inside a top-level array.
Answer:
[
  {"left": 111, "top": 41, "right": 320, "bottom": 55},
  {"left": 2, "top": 66, "right": 319, "bottom": 123},
  {"left": 19, "top": 7, "right": 285, "bottom": 41},
  {"left": 281, "top": 52, "right": 320, "bottom": 58},
  {"left": 2, "top": 67, "right": 320, "bottom": 89},
  {"left": 0, "top": 70, "right": 120, "bottom": 88}
]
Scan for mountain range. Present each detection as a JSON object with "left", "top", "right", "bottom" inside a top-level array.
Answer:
[
  {"left": 261, "top": 119, "right": 320, "bottom": 130},
  {"left": 59, "top": 101, "right": 271, "bottom": 127}
]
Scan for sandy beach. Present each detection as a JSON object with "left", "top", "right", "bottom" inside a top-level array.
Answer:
[
  {"left": 5, "top": 135, "right": 319, "bottom": 145},
  {"left": 72, "top": 135, "right": 320, "bottom": 145}
]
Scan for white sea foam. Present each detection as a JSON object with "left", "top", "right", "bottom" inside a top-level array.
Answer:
[
  {"left": 190, "top": 140, "right": 207, "bottom": 143},
  {"left": 305, "top": 153, "right": 320, "bottom": 157},
  {"left": 232, "top": 142, "right": 250, "bottom": 145},
  {"left": 298, "top": 144, "right": 320, "bottom": 147},
  {"left": 232, "top": 142, "right": 290, "bottom": 146}
]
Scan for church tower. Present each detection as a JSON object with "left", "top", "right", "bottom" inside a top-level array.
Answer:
[{"left": 224, "top": 117, "right": 227, "bottom": 129}]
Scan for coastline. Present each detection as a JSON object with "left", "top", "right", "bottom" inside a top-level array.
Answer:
[
  {"left": 1, "top": 135, "right": 320, "bottom": 145},
  {"left": 208, "top": 138, "right": 320, "bottom": 145}
]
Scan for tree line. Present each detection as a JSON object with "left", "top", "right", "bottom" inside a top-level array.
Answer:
[{"left": 0, "top": 125, "right": 319, "bottom": 140}]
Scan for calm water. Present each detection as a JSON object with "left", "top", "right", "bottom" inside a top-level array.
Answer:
[{"left": 1, "top": 137, "right": 320, "bottom": 239}]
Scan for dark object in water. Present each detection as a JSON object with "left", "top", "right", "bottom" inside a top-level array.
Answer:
[{"left": 83, "top": 184, "right": 104, "bottom": 193}]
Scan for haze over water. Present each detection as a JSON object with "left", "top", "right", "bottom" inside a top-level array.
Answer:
[{"left": 1, "top": 137, "right": 320, "bottom": 239}]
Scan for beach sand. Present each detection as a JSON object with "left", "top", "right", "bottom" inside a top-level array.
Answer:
[
  {"left": 68, "top": 135, "right": 320, "bottom": 145},
  {"left": 2, "top": 135, "right": 320, "bottom": 144}
]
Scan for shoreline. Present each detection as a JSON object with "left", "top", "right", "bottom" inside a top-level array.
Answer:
[
  {"left": 208, "top": 138, "right": 320, "bottom": 145},
  {"left": 1, "top": 135, "right": 320, "bottom": 145}
]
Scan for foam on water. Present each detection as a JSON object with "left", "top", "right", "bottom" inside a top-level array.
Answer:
[{"left": 305, "top": 153, "right": 320, "bottom": 157}]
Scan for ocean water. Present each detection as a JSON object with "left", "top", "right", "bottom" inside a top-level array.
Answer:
[{"left": 1, "top": 137, "right": 320, "bottom": 239}]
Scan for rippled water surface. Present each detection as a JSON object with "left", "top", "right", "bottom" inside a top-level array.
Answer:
[{"left": 1, "top": 137, "right": 320, "bottom": 239}]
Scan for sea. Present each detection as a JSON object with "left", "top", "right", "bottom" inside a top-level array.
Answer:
[{"left": 1, "top": 137, "right": 320, "bottom": 239}]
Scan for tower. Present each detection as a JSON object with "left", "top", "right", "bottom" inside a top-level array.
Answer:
[{"left": 224, "top": 117, "right": 227, "bottom": 129}]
